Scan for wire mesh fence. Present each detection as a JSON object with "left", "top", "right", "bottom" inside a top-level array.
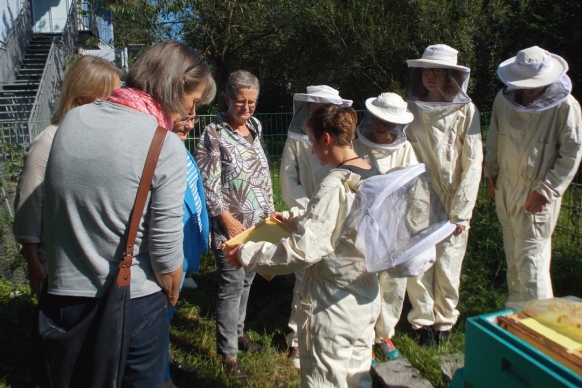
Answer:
[
  {"left": 0, "top": 111, "right": 580, "bottom": 243},
  {"left": 184, "top": 111, "right": 582, "bottom": 244}
]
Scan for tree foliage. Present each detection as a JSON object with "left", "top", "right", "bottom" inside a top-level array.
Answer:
[{"left": 97, "top": 0, "right": 582, "bottom": 113}]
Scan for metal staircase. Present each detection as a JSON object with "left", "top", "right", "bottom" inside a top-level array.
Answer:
[
  {"left": 0, "top": 34, "right": 59, "bottom": 126},
  {"left": 0, "top": 1, "right": 113, "bottom": 160}
]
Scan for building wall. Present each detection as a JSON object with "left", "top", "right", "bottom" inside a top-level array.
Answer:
[
  {"left": 0, "top": 0, "right": 24, "bottom": 42},
  {"left": 82, "top": 41, "right": 115, "bottom": 62}
]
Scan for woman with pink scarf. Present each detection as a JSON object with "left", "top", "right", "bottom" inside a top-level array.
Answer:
[{"left": 39, "top": 41, "right": 216, "bottom": 387}]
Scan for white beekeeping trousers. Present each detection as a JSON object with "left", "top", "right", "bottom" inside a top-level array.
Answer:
[
  {"left": 298, "top": 279, "right": 380, "bottom": 387},
  {"left": 407, "top": 230, "right": 468, "bottom": 330},
  {"left": 495, "top": 175, "right": 560, "bottom": 309}
]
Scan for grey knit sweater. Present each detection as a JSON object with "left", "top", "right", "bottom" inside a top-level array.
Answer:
[{"left": 44, "top": 100, "right": 186, "bottom": 298}]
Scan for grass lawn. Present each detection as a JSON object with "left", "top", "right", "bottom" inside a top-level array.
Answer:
[{"left": 0, "top": 178, "right": 581, "bottom": 387}]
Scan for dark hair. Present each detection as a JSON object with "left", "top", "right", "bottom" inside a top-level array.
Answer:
[
  {"left": 126, "top": 40, "right": 216, "bottom": 115},
  {"left": 409, "top": 68, "right": 465, "bottom": 101},
  {"left": 304, "top": 104, "right": 358, "bottom": 147}
]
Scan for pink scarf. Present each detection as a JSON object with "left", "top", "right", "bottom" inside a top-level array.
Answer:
[{"left": 107, "top": 88, "right": 173, "bottom": 130}]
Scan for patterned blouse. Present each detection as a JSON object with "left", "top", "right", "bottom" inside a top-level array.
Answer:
[{"left": 195, "top": 112, "right": 274, "bottom": 248}]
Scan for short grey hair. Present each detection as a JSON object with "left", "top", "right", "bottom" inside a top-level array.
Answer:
[{"left": 226, "top": 70, "right": 260, "bottom": 98}]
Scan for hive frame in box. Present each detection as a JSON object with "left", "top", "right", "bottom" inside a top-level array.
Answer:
[{"left": 450, "top": 309, "right": 582, "bottom": 388}]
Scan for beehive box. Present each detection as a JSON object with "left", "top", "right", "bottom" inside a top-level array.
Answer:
[{"left": 450, "top": 309, "right": 582, "bottom": 388}]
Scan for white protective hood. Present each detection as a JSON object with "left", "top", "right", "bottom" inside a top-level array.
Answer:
[
  {"left": 345, "top": 163, "right": 456, "bottom": 276},
  {"left": 356, "top": 111, "right": 408, "bottom": 151},
  {"left": 500, "top": 74, "right": 572, "bottom": 112},
  {"left": 288, "top": 85, "right": 352, "bottom": 141},
  {"left": 405, "top": 67, "right": 472, "bottom": 113}
]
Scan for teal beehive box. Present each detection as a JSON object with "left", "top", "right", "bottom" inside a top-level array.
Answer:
[{"left": 450, "top": 310, "right": 582, "bottom": 388}]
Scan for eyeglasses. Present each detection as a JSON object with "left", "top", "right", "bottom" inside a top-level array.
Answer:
[
  {"left": 175, "top": 115, "right": 200, "bottom": 125},
  {"left": 184, "top": 54, "right": 206, "bottom": 74},
  {"left": 232, "top": 99, "right": 258, "bottom": 109},
  {"left": 421, "top": 68, "right": 446, "bottom": 76}
]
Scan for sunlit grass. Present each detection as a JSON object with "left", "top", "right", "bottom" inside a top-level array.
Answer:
[{"left": 0, "top": 172, "right": 580, "bottom": 386}]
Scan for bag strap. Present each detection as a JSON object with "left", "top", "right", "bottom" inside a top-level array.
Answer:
[{"left": 117, "top": 126, "right": 167, "bottom": 286}]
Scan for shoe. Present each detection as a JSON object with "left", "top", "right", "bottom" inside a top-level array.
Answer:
[
  {"left": 415, "top": 325, "right": 436, "bottom": 347},
  {"left": 169, "top": 356, "right": 196, "bottom": 376},
  {"left": 182, "top": 277, "right": 198, "bottom": 290},
  {"left": 288, "top": 346, "right": 300, "bottom": 369},
  {"left": 435, "top": 330, "right": 451, "bottom": 345},
  {"left": 223, "top": 358, "right": 249, "bottom": 383},
  {"left": 371, "top": 350, "right": 377, "bottom": 366},
  {"left": 238, "top": 333, "right": 262, "bottom": 353},
  {"left": 375, "top": 339, "right": 401, "bottom": 360}
]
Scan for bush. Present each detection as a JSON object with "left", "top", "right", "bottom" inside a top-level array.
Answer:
[{"left": 0, "top": 142, "right": 27, "bottom": 287}]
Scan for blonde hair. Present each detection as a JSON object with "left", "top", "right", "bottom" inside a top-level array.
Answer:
[{"left": 51, "top": 56, "right": 121, "bottom": 124}]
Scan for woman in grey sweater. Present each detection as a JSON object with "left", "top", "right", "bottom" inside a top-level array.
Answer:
[{"left": 40, "top": 41, "right": 216, "bottom": 387}]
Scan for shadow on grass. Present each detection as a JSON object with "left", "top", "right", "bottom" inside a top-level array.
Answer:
[
  {"left": 168, "top": 251, "right": 300, "bottom": 387},
  {"left": 0, "top": 284, "right": 36, "bottom": 388}
]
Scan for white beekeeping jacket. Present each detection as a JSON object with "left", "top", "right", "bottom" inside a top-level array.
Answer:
[
  {"left": 345, "top": 164, "right": 455, "bottom": 276},
  {"left": 405, "top": 65, "right": 483, "bottom": 226}
]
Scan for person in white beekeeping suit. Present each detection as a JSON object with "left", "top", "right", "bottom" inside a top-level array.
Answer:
[
  {"left": 405, "top": 44, "right": 483, "bottom": 346},
  {"left": 280, "top": 85, "right": 352, "bottom": 367},
  {"left": 352, "top": 92, "right": 418, "bottom": 360},
  {"left": 225, "top": 104, "right": 381, "bottom": 387},
  {"left": 485, "top": 46, "right": 582, "bottom": 310}
]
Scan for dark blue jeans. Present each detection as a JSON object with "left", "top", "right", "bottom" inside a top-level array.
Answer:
[
  {"left": 40, "top": 290, "right": 168, "bottom": 387},
  {"left": 124, "top": 291, "right": 169, "bottom": 387},
  {"left": 214, "top": 248, "right": 256, "bottom": 359}
]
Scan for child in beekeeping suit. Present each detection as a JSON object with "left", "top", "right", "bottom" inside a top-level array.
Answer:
[
  {"left": 353, "top": 92, "right": 418, "bottom": 359},
  {"left": 280, "top": 85, "right": 352, "bottom": 367},
  {"left": 485, "top": 46, "right": 582, "bottom": 310},
  {"left": 405, "top": 44, "right": 483, "bottom": 346}
]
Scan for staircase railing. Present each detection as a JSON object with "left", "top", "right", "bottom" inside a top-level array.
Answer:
[
  {"left": 0, "top": 2, "right": 31, "bottom": 87},
  {"left": 26, "top": 42, "right": 63, "bottom": 142},
  {"left": 27, "top": 1, "right": 81, "bottom": 142}
]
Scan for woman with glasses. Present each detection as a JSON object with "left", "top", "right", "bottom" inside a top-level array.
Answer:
[
  {"left": 196, "top": 70, "right": 271, "bottom": 382},
  {"left": 163, "top": 110, "right": 212, "bottom": 388},
  {"left": 404, "top": 44, "right": 483, "bottom": 347}
]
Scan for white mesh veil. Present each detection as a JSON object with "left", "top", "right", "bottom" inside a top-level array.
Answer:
[
  {"left": 345, "top": 163, "right": 455, "bottom": 276},
  {"left": 405, "top": 68, "right": 471, "bottom": 112},
  {"left": 500, "top": 74, "right": 572, "bottom": 112},
  {"left": 287, "top": 86, "right": 352, "bottom": 141},
  {"left": 356, "top": 111, "right": 408, "bottom": 151}
]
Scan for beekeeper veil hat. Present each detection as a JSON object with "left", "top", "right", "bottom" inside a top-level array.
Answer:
[
  {"left": 406, "top": 44, "right": 471, "bottom": 109},
  {"left": 344, "top": 163, "right": 455, "bottom": 277},
  {"left": 497, "top": 46, "right": 571, "bottom": 112},
  {"left": 357, "top": 92, "right": 413, "bottom": 151},
  {"left": 288, "top": 85, "right": 352, "bottom": 141}
]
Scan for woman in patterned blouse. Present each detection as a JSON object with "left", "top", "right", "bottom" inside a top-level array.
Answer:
[{"left": 195, "top": 70, "right": 273, "bottom": 382}]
